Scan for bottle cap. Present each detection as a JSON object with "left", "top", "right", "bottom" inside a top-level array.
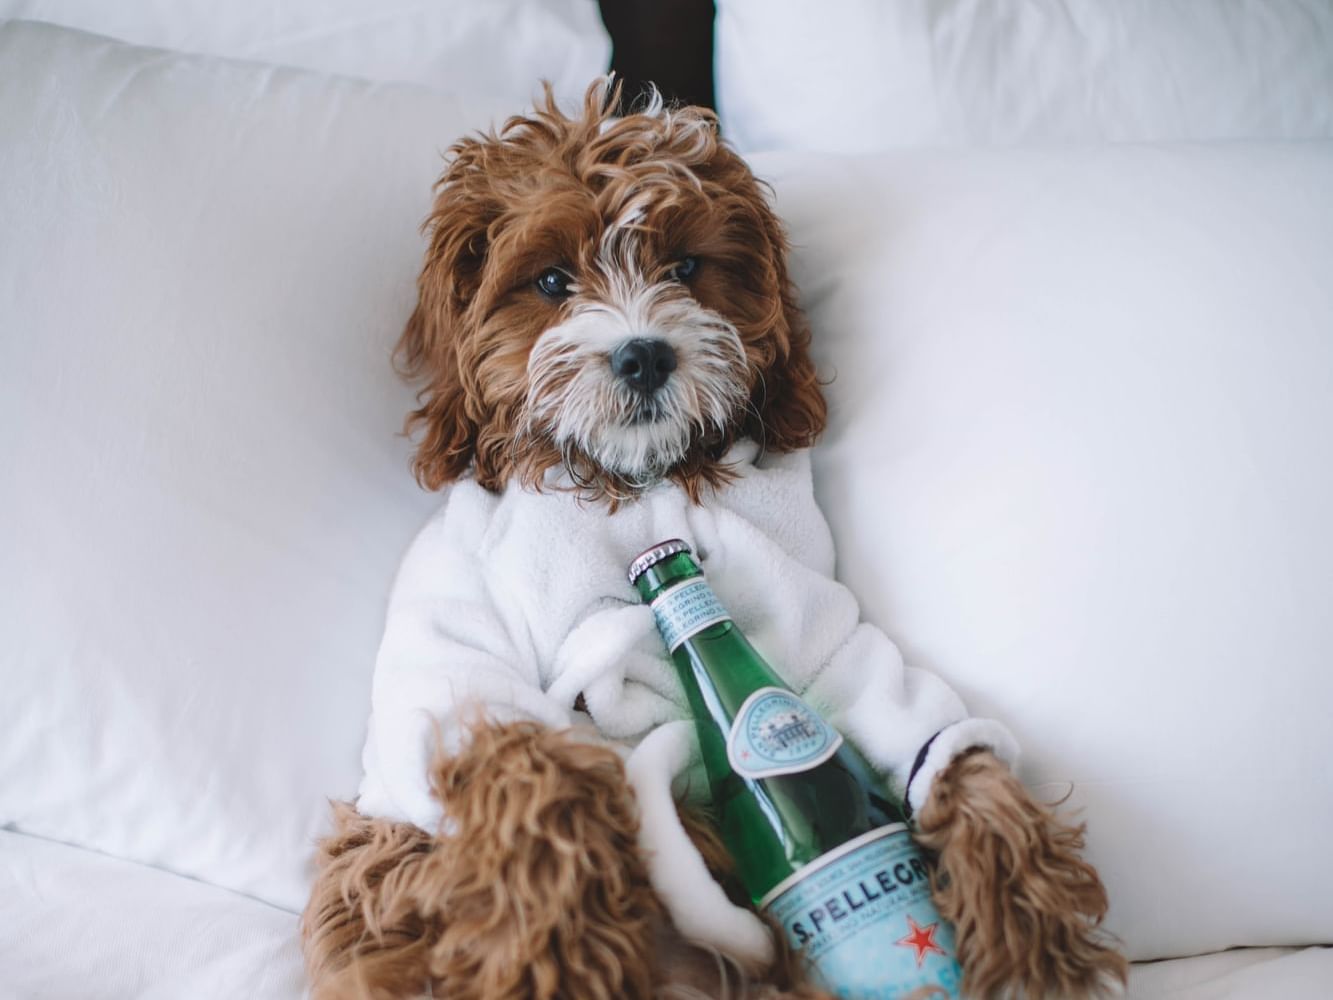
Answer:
[{"left": 627, "top": 539, "right": 692, "bottom": 585}]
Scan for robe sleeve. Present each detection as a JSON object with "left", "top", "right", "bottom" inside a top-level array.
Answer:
[
  {"left": 356, "top": 485, "right": 574, "bottom": 832},
  {"left": 804, "top": 623, "right": 1020, "bottom": 819}
]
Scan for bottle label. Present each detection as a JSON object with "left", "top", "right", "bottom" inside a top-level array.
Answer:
[
  {"left": 650, "top": 578, "right": 732, "bottom": 652},
  {"left": 727, "top": 687, "right": 844, "bottom": 779},
  {"left": 764, "top": 826, "right": 963, "bottom": 999}
]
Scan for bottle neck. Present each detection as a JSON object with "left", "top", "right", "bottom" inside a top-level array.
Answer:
[
  {"left": 633, "top": 551, "right": 707, "bottom": 604},
  {"left": 635, "top": 551, "right": 794, "bottom": 708}
]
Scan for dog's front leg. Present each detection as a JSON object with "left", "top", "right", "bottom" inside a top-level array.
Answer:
[
  {"left": 914, "top": 748, "right": 1128, "bottom": 999},
  {"left": 303, "top": 720, "right": 663, "bottom": 1000}
]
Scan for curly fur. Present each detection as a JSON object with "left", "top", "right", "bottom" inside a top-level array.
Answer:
[
  {"left": 303, "top": 721, "right": 657, "bottom": 999},
  {"left": 914, "top": 749, "right": 1128, "bottom": 999}
]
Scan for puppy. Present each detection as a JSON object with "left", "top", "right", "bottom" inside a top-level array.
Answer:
[{"left": 302, "top": 80, "right": 1127, "bottom": 1000}]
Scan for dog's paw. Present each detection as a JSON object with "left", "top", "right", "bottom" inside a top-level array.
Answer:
[{"left": 915, "top": 749, "right": 1128, "bottom": 999}]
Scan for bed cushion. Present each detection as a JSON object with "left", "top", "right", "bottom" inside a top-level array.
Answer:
[
  {"left": 716, "top": 0, "right": 1333, "bottom": 151},
  {"left": 753, "top": 141, "right": 1333, "bottom": 960},
  {"left": 0, "top": 20, "right": 513, "bottom": 911},
  {"left": 0, "top": 0, "right": 609, "bottom": 104}
]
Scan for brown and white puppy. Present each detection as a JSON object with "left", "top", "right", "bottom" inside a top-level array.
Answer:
[{"left": 301, "top": 81, "right": 1126, "bottom": 1000}]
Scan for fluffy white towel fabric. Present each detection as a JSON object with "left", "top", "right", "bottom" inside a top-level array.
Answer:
[{"left": 357, "top": 440, "right": 1017, "bottom": 964}]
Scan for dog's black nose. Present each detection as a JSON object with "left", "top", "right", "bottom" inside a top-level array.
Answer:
[{"left": 610, "top": 338, "right": 677, "bottom": 393}]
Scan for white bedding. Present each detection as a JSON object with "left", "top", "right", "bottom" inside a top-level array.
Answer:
[
  {"left": 3, "top": 830, "right": 1328, "bottom": 999},
  {"left": 0, "top": 832, "right": 303, "bottom": 1000},
  {"left": 1127, "top": 946, "right": 1333, "bottom": 999},
  {"left": 716, "top": 0, "right": 1333, "bottom": 151},
  {"left": 0, "top": 0, "right": 609, "bottom": 104}
]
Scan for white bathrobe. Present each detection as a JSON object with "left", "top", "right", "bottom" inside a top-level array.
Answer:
[{"left": 357, "top": 440, "right": 1017, "bottom": 964}]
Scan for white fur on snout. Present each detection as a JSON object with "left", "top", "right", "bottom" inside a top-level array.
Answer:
[{"left": 524, "top": 282, "right": 748, "bottom": 484}]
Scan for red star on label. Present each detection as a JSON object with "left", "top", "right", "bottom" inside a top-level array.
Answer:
[{"left": 896, "top": 915, "right": 947, "bottom": 967}]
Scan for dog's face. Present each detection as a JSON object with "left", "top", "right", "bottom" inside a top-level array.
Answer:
[{"left": 399, "top": 81, "right": 825, "bottom": 502}]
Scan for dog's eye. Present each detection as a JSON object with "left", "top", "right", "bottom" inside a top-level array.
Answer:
[
  {"left": 669, "top": 256, "right": 699, "bottom": 282},
  {"left": 535, "top": 267, "right": 573, "bottom": 299}
]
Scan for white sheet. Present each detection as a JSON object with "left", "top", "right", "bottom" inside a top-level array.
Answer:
[
  {"left": 0, "top": 831, "right": 303, "bottom": 1000},
  {"left": 2, "top": 830, "right": 1327, "bottom": 998},
  {"left": 1128, "top": 946, "right": 1333, "bottom": 999}
]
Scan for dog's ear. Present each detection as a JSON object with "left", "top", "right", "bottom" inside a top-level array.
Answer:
[
  {"left": 736, "top": 168, "right": 827, "bottom": 455},
  {"left": 396, "top": 141, "right": 496, "bottom": 491},
  {"left": 747, "top": 217, "right": 827, "bottom": 455}
]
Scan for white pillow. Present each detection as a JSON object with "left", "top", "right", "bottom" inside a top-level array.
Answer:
[
  {"left": 0, "top": 21, "right": 516, "bottom": 911},
  {"left": 752, "top": 141, "right": 1333, "bottom": 960},
  {"left": 0, "top": 0, "right": 609, "bottom": 105},
  {"left": 717, "top": 0, "right": 1333, "bottom": 151}
]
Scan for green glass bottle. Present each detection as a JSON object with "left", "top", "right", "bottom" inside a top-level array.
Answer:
[{"left": 629, "top": 540, "right": 963, "bottom": 1000}]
